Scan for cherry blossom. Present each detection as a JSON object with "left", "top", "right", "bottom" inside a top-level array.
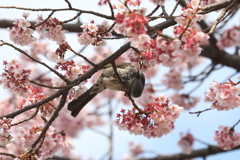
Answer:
[
  {"left": 114, "top": 6, "right": 148, "bottom": 37},
  {"left": 36, "top": 15, "right": 67, "bottom": 44},
  {"left": 0, "top": 60, "right": 31, "bottom": 97},
  {"left": 7, "top": 14, "right": 36, "bottom": 46},
  {"left": 20, "top": 126, "right": 69, "bottom": 159},
  {"left": 0, "top": 118, "right": 13, "bottom": 146},
  {"left": 217, "top": 26, "right": 240, "bottom": 50},
  {"left": 18, "top": 87, "right": 54, "bottom": 117},
  {"left": 170, "top": 93, "right": 200, "bottom": 110},
  {"left": 124, "top": 142, "right": 143, "bottom": 159},
  {"left": 205, "top": 80, "right": 240, "bottom": 111},
  {"left": 162, "top": 70, "right": 184, "bottom": 90},
  {"left": 54, "top": 60, "right": 90, "bottom": 81},
  {"left": 178, "top": 132, "right": 194, "bottom": 154},
  {"left": 175, "top": 0, "right": 204, "bottom": 26},
  {"left": 115, "top": 95, "right": 184, "bottom": 138},
  {"left": 53, "top": 107, "right": 104, "bottom": 138},
  {"left": 213, "top": 125, "right": 240, "bottom": 150},
  {"left": 78, "top": 20, "right": 111, "bottom": 46}
]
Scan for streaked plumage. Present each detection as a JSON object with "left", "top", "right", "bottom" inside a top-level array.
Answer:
[{"left": 68, "top": 63, "right": 145, "bottom": 117}]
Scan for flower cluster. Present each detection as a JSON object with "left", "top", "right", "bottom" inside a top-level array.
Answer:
[
  {"left": 47, "top": 42, "right": 72, "bottom": 62},
  {"left": 53, "top": 107, "right": 104, "bottom": 137},
  {"left": 115, "top": 95, "right": 184, "bottom": 138},
  {"left": 18, "top": 87, "right": 54, "bottom": 117},
  {"left": 0, "top": 60, "right": 31, "bottom": 97},
  {"left": 217, "top": 26, "right": 240, "bottom": 50},
  {"left": 178, "top": 132, "right": 194, "bottom": 154},
  {"left": 0, "top": 118, "right": 13, "bottom": 146},
  {"left": 7, "top": 12, "right": 36, "bottom": 46},
  {"left": 124, "top": 142, "right": 143, "bottom": 159},
  {"left": 213, "top": 125, "right": 240, "bottom": 150},
  {"left": 21, "top": 42, "right": 50, "bottom": 62},
  {"left": 53, "top": 60, "right": 90, "bottom": 99},
  {"left": 205, "top": 80, "right": 240, "bottom": 111},
  {"left": 54, "top": 60, "right": 90, "bottom": 81},
  {"left": 114, "top": 6, "right": 148, "bottom": 37},
  {"left": 78, "top": 20, "right": 111, "bottom": 46},
  {"left": 21, "top": 126, "right": 68, "bottom": 159},
  {"left": 36, "top": 15, "right": 67, "bottom": 44},
  {"left": 162, "top": 70, "right": 184, "bottom": 90},
  {"left": 170, "top": 93, "right": 200, "bottom": 110},
  {"left": 175, "top": 0, "right": 204, "bottom": 26}
]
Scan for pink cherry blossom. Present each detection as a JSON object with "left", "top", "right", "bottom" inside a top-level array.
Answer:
[
  {"left": 20, "top": 126, "right": 69, "bottom": 159},
  {"left": 7, "top": 14, "right": 36, "bottom": 46},
  {"left": 162, "top": 70, "right": 184, "bottom": 90},
  {"left": 115, "top": 95, "right": 184, "bottom": 138},
  {"left": 217, "top": 26, "right": 240, "bottom": 50},
  {"left": 213, "top": 125, "right": 240, "bottom": 150},
  {"left": 36, "top": 15, "right": 67, "bottom": 44},
  {"left": 205, "top": 80, "right": 240, "bottom": 111},
  {"left": 170, "top": 93, "right": 200, "bottom": 110},
  {"left": 0, "top": 118, "right": 13, "bottom": 146},
  {"left": 0, "top": 60, "right": 31, "bottom": 97},
  {"left": 178, "top": 132, "right": 194, "bottom": 154}
]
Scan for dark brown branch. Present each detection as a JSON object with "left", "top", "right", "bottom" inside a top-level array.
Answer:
[
  {"left": 0, "top": 41, "right": 70, "bottom": 83},
  {"left": 62, "top": 12, "right": 82, "bottom": 24},
  {"left": 64, "top": 0, "right": 72, "bottom": 9},
  {"left": 0, "top": 152, "right": 16, "bottom": 158},
  {"left": 32, "top": 11, "right": 55, "bottom": 28},
  {"left": 69, "top": 48, "right": 96, "bottom": 66},
  {"left": 29, "top": 92, "right": 68, "bottom": 155},
  {"left": 139, "top": 145, "right": 240, "bottom": 160},
  {"left": 0, "top": 6, "right": 113, "bottom": 20},
  {"left": 208, "top": 0, "right": 239, "bottom": 34}
]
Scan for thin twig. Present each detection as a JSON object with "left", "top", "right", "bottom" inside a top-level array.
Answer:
[
  {"left": 232, "top": 119, "right": 240, "bottom": 129},
  {"left": 189, "top": 108, "right": 212, "bottom": 117},
  {"left": 98, "top": 22, "right": 116, "bottom": 35},
  {"left": 28, "top": 92, "right": 68, "bottom": 155},
  {"left": 64, "top": 0, "right": 72, "bottom": 9},
  {"left": 69, "top": 48, "right": 96, "bottom": 66},
  {"left": 62, "top": 12, "right": 82, "bottom": 24},
  {"left": 11, "top": 107, "right": 40, "bottom": 126},
  {"left": 170, "top": 0, "right": 180, "bottom": 16},
  {"left": 1, "top": 41, "right": 70, "bottom": 83},
  {"left": 32, "top": 11, "right": 55, "bottom": 28},
  {"left": 208, "top": 0, "right": 239, "bottom": 34},
  {"left": 107, "top": 1, "right": 115, "bottom": 18},
  {"left": 0, "top": 152, "right": 16, "bottom": 158},
  {"left": 110, "top": 62, "right": 142, "bottom": 112},
  {"left": 0, "top": 6, "right": 114, "bottom": 20},
  {"left": 30, "top": 80, "right": 69, "bottom": 89},
  {"left": 146, "top": 24, "right": 174, "bottom": 40},
  {"left": 147, "top": 4, "right": 160, "bottom": 17}
]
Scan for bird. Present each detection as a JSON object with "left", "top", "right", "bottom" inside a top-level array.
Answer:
[{"left": 67, "top": 63, "right": 145, "bottom": 117}]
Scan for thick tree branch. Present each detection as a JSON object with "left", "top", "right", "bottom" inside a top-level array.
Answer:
[{"left": 140, "top": 145, "right": 240, "bottom": 160}]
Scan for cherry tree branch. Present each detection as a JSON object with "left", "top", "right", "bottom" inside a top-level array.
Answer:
[
  {"left": 139, "top": 145, "right": 240, "bottom": 160},
  {"left": 0, "top": 6, "right": 114, "bottom": 20},
  {"left": 0, "top": 41, "right": 70, "bottom": 83},
  {"left": 28, "top": 91, "right": 68, "bottom": 155},
  {"left": 189, "top": 108, "right": 212, "bottom": 117}
]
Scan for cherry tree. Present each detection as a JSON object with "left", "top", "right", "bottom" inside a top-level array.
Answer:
[{"left": 0, "top": 0, "right": 240, "bottom": 159}]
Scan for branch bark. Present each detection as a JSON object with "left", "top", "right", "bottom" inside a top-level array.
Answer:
[{"left": 140, "top": 145, "right": 240, "bottom": 160}]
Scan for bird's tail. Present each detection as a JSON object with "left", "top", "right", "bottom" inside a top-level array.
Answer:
[{"left": 67, "top": 85, "right": 101, "bottom": 117}]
